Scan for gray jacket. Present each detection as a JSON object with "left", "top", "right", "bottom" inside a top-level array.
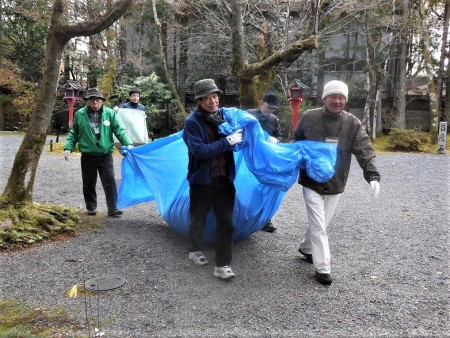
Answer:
[{"left": 293, "top": 107, "right": 380, "bottom": 195}]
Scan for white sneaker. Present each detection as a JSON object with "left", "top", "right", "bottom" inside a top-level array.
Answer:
[
  {"left": 189, "top": 251, "right": 208, "bottom": 265},
  {"left": 214, "top": 266, "right": 235, "bottom": 279}
]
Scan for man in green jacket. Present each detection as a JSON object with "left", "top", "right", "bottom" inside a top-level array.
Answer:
[{"left": 64, "top": 87, "right": 133, "bottom": 217}]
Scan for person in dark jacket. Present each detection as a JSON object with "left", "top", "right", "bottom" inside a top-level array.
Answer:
[
  {"left": 247, "top": 91, "right": 282, "bottom": 232},
  {"left": 64, "top": 87, "right": 134, "bottom": 217},
  {"left": 114, "top": 88, "right": 149, "bottom": 145},
  {"left": 116, "top": 88, "right": 146, "bottom": 111},
  {"left": 293, "top": 80, "right": 381, "bottom": 285},
  {"left": 182, "top": 79, "right": 243, "bottom": 279}
]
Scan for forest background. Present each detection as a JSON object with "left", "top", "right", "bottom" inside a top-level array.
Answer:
[{"left": 0, "top": 0, "right": 448, "bottom": 139}]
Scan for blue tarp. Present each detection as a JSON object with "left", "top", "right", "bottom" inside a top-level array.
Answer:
[{"left": 118, "top": 107, "right": 337, "bottom": 243}]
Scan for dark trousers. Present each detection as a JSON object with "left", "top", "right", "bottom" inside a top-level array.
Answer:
[
  {"left": 188, "top": 177, "right": 235, "bottom": 267},
  {"left": 81, "top": 153, "right": 118, "bottom": 212}
]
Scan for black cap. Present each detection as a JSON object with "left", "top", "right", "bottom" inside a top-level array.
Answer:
[{"left": 263, "top": 92, "right": 280, "bottom": 109}]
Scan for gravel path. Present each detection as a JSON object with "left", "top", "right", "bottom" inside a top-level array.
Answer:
[{"left": 0, "top": 132, "right": 449, "bottom": 337}]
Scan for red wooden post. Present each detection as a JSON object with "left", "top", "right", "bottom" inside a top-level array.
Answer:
[
  {"left": 289, "top": 84, "right": 303, "bottom": 131},
  {"left": 63, "top": 84, "right": 80, "bottom": 129}
]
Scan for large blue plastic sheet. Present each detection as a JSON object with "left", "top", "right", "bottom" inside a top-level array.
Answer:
[{"left": 118, "top": 107, "right": 337, "bottom": 243}]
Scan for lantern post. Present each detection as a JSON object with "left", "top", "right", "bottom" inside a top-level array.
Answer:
[
  {"left": 63, "top": 81, "right": 82, "bottom": 129},
  {"left": 289, "top": 82, "right": 303, "bottom": 131}
]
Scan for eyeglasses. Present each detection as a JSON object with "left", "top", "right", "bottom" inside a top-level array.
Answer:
[{"left": 88, "top": 97, "right": 103, "bottom": 102}]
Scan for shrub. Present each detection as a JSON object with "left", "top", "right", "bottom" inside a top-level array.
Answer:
[{"left": 387, "top": 128, "right": 430, "bottom": 152}]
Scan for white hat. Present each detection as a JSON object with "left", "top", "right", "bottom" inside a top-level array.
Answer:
[{"left": 322, "top": 80, "right": 348, "bottom": 101}]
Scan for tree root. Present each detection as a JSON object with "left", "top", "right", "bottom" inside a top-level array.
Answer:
[{"left": 0, "top": 202, "right": 81, "bottom": 250}]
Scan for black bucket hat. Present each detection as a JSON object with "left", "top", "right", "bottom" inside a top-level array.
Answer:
[{"left": 194, "top": 79, "right": 223, "bottom": 100}]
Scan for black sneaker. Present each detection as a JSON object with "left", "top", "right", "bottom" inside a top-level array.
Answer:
[
  {"left": 262, "top": 222, "right": 277, "bottom": 233},
  {"left": 315, "top": 272, "right": 333, "bottom": 285},
  {"left": 87, "top": 209, "right": 97, "bottom": 216},
  {"left": 298, "top": 248, "right": 313, "bottom": 264},
  {"left": 108, "top": 209, "right": 123, "bottom": 217}
]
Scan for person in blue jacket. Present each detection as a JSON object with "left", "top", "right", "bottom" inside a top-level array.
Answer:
[
  {"left": 116, "top": 88, "right": 146, "bottom": 111},
  {"left": 64, "top": 87, "right": 133, "bottom": 217},
  {"left": 182, "top": 79, "right": 243, "bottom": 279}
]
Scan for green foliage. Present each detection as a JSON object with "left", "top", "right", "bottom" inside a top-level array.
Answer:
[
  {"left": 0, "top": 1, "right": 52, "bottom": 82},
  {"left": 0, "top": 69, "right": 38, "bottom": 129},
  {"left": 387, "top": 128, "right": 431, "bottom": 152},
  {"left": 373, "top": 131, "right": 449, "bottom": 153},
  {"left": 111, "top": 73, "right": 174, "bottom": 132}
]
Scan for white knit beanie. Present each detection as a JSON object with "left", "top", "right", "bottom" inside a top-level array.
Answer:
[{"left": 322, "top": 80, "right": 348, "bottom": 101}]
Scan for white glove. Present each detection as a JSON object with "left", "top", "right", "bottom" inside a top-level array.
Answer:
[
  {"left": 268, "top": 136, "right": 279, "bottom": 144},
  {"left": 126, "top": 144, "right": 134, "bottom": 150},
  {"left": 370, "top": 181, "right": 380, "bottom": 199},
  {"left": 113, "top": 106, "right": 119, "bottom": 112},
  {"left": 64, "top": 150, "right": 71, "bottom": 161},
  {"left": 226, "top": 129, "right": 243, "bottom": 146}
]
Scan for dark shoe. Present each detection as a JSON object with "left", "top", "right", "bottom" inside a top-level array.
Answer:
[
  {"left": 87, "top": 209, "right": 97, "bottom": 216},
  {"left": 315, "top": 272, "right": 333, "bottom": 285},
  {"left": 108, "top": 209, "right": 123, "bottom": 217},
  {"left": 298, "top": 248, "right": 313, "bottom": 264},
  {"left": 262, "top": 222, "right": 277, "bottom": 233}
]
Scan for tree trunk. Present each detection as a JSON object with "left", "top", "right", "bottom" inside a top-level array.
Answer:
[
  {"left": 3, "top": 4, "right": 67, "bottom": 204},
  {"left": 152, "top": 0, "right": 186, "bottom": 127},
  {"left": 436, "top": 2, "right": 449, "bottom": 120},
  {"left": 362, "top": 16, "right": 382, "bottom": 137},
  {"left": 102, "top": 0, "right": 116, "bottom": 100},
  {"left": 446, "top": 60, "right": 450, "bottom": 120},
  {"left": 177, "top": 14, "right": 188, "bottom": 107},
  {"left": 391, "top": 0, "right": 409, "bottom": 129},
  {"left": 229, "top": 1, "right": 318, "bottom": 109},
  {"left": 418, "top": 0, "right": 439, "bottom": 142},
  {"left": 2, "top": 0, "right": 135, "bottom": 205}
]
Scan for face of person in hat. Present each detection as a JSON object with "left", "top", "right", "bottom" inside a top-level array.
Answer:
[
  {"left": 194, "top": 79, "right": 222, "bottom": 113},
  {"left": 198, "top": 93, "right": 220, "bottom": 113},
  {"left": 87, "top": 96, "right": 104, "bottom": 112},
  {"left": 85, "top": 88, "right": 105, "bottom": 112},
  {"left": 323, "top": 94, "right": 347, "bottom": 114},
  {"left": 322, "top": 80, "right": 348, "bottom": 114}
]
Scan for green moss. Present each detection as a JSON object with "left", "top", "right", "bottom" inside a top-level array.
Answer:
[
  {"left": 0, "top": 299, "right": 83, "bottom": 337},
  {"left": 373, "top": 131, "right": 450, "bottom": 153},
  {"left": 0, "top": 201, "right": 102, "bottom": 251}
]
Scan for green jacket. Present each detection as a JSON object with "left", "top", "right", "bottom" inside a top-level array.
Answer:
[{"left": 64, "top": 105, "right": 132, "bottom": 155}]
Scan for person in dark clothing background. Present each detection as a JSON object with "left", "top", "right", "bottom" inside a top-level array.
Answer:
[
  {"left": 293, "top": 80, "right": 380, "bottom": 285},
  {"left": 182, "top": 79, "right": 243, "bottom": 279},
  {"left": 247, "top": 91, "right": 282, "bottom": 232}
]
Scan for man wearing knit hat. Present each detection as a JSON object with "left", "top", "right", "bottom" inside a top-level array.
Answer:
[
  {"left": 292, "top": 79, "right": 381, "bottom": 285},
  {"left": 183, "top": 79, "right": 243, "bottom": 279}
]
